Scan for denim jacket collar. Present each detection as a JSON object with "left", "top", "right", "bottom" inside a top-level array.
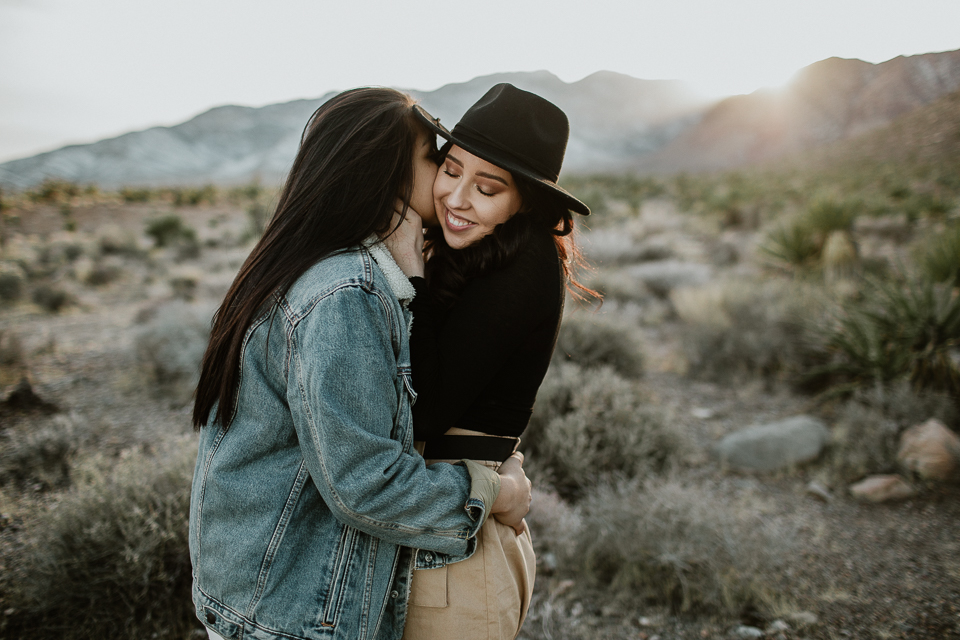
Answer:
[{"left": 364, "top": 237, "right": 415, "bottom": 306}]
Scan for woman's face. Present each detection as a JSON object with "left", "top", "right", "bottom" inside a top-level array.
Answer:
[
  {"left": 433, "top": 145, "right": 523, "bottom": 250},
  {"left": 410, "top": 132, "right": 440, "bottom": 225}
]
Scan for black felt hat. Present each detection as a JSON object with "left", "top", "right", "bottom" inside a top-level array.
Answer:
[{"left": 414, "top": 83, "right": 590, "bottom": 216}]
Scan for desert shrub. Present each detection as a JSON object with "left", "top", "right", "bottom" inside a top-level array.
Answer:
[
  {"left": 171, "top": 184, "right": 217, "bottom": 207},
  {"left": 31, "top": 284, "right": 70, "bottom": 313},
  {"left": 145, "top": 215, "right": 200, "bottom": 258},
  {"left": 805, "top": 277, "right": 960, "bottom": 398},
  {"left": 83, "top": 260, "right": 122, "bottom": 286},
  {"left": 760, "top": 221, "right": 820, "bottom": 268},
  {"left": 0, "top": 415, "right": 76, "bottom": 490},
  {"left": 525, "top": 364, "right": 685, "bottom": 498},
  {"left": 0, "top": 262, "right": 26, "bottom": 302},
  {"left": 27, "top": 179, "right": 81, "bottom": 204},
  {"left": 0, "top": 330, "right": 24, "bottom": 369},
  {"left": 552, "top": 313, "right": 644, "bottom": 378},
  {"left": 676, "top": 280, "right": 814, "bottom": 383},
  {"left": 119, "top": 187, "right": 154, "bottom": 203},
  {"left": 97, "top": 224, "right": 142, "bottom": 257},
  {"left": 585, "top": 269, "right": 652, "bottom": 306},
  {"left": 1, "top": 437, "right": 198, "bottom": 639},
  {"left": 821, "top": 382, "right": 958, "bottom": 484},
  {"left": 913, "top": 222, "right": 960, "bottom": 286},
  {"left": 803, "top": 198, "right": 859, "bottom": 236},
  {"left": 557, "top": 478, "right": 790, "bottom": 614},
  {"left": 244, "top": 200, "right": 272, "bottom": 241},
  {"left": 134, "top": 300, "right": 213, "bottom": 399}
]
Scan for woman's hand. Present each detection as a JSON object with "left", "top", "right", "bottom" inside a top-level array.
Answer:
[
  {"left": 382, "top": 203, "right": 425, "bottom": 278},
  {"left": 491, "top": 452, "right": 532, "bottom": 535}
]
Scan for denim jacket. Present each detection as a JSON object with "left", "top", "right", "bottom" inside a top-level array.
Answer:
[{"left": 189, "top": 243, "right": 494, "bottom": 640}]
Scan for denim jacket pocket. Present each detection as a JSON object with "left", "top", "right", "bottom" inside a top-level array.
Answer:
[{"left": 317, "top": 524, "right": 360, "bottom": 629}]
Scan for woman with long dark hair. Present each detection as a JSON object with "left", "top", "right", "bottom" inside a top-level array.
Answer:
[
  {"left": 383, "top": 84, "right": 593, "bottom": 640},
  {"left": 188, "top": 87, "right": 533, "bottom": 640}
]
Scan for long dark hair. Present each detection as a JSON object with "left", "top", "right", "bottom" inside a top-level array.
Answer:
[
  {"left": 193, "top": 87, "right": 426, "bottom": 429},
  {"left": 423, "top": 152, "right": 595, "bottom": 308}
]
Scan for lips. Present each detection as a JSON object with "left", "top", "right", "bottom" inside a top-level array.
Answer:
[{"left": 444, "top": 209, "right": 476, "bottom": 232}]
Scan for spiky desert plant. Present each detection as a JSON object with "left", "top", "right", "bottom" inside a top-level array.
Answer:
[{"left": 806, "top": 277, "right": 960, "bottom": 397}]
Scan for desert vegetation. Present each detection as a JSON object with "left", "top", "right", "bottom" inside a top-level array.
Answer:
[{"left": 1, "top": 120, "right": 959, "bottom": 640}]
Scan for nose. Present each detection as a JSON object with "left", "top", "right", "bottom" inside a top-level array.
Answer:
[{"left": 445, "top": 179, "right": 469, "bottom": 210}]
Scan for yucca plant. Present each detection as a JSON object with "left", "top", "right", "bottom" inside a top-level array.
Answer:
[
  {"left": 760, "top": 221, "right": 820, "bottom": 268},
  {"left": 806, "top": 277, "right": 960, "bottom": 397},
  {"left": 914, "top": 223, "right": 960, "bottom": 286}
]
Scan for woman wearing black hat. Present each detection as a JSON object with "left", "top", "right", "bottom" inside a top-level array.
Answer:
[{"left": 385, "top": 83, "right": 593, "bottom": 640}]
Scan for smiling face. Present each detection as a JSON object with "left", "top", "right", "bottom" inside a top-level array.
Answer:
[
  {"left": 433, "top": 145, "right": 523, "bottom": 250},
  {"left": 409, "top": 131, "right": 440, "bottom": 225}
]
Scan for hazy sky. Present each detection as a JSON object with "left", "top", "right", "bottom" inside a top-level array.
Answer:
[{"left": 2, "top": 0, "right": 959, "bottom": 162}]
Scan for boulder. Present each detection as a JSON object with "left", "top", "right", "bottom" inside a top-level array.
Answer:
[
  {"left": 714, "top": 415, "right": 830, "bottom": 472},
  {"left": 849, "top": 474, "right": 916, "bottom": 502},
  {"left": 897, "top": 418, "right": 960, "bottom": 482}
]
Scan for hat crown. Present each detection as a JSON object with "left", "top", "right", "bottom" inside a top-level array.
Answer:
[{"left": 452, "top": 83, "right": 569, "bottom": 182}]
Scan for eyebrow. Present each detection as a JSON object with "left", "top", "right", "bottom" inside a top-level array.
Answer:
[{"left": 446, "top": 153, "right": 510, "bottom": 186}]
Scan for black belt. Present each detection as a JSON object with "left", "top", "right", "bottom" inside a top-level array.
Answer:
[{"left": 422, "top": 435, "right": 519, "bottom": 462}]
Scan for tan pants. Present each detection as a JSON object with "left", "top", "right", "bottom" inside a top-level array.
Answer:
[{"left": 403, "top": 441, "right": 536, "bottom": 640}]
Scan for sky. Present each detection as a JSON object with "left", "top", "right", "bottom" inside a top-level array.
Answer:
[{"left": 1, "top": 0, "right": 959, "bottom": 163}]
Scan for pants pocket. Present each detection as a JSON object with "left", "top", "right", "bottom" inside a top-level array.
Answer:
[{"left": 409, "top": 565, "right": 448, "bottom": 608}]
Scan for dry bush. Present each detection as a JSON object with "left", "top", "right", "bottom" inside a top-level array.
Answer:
[
  {"left": 0, "top": 262, "right": 26, "bottom": 303},
  {"left": 675, "top": 280, "right": 816, "bottom": 384},
  {"left": 552, "top": 313, "right": 644, "bottom": 378},
  {"left": 526, "top": 364, "right": 686, "bottom": 499},
  {"left": 31, "top": 284, "right": 70, "bottom": 313},
  {"left": 134, "top": 300, "right": 213, "bottom": 400},
  {"left": 97, "top": 224, "right": 143, "bottom": 258},
  {"left": 585, "top": 269, "right": 652, "bottom": 306},
  {"left": 0, "top": 415, "right": 76, "bottom": 490},
  {"left": 0, "top": 330, "right": 24, "bottom": 369},
  {"left": 821, "top": 382, "right": 959, "bottom": 484},
  {"left": 145, "top": 215, "right": 200, "bottom": 259},
  {"left": 561, "top": 478, "right": 791, "bottom": 615},
  {"left": 0, "top": 437, "right": 198, "bottom": 640}
]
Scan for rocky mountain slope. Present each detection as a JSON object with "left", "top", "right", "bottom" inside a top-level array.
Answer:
[
  {"left": 2, "top": 48, "right": 959, "bottom": 189},
  {"left": 637, "top": 48, "right": 960, "bottom": 174},
  {"left": 0, "top": 71, "right": 705, "bottom": 189}
]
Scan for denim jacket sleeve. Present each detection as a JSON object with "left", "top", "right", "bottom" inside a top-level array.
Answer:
[{"left": 286, "top": 282, "right": 491, "bottom": 557}]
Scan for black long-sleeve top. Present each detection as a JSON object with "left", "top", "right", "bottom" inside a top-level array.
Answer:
[{"left": 408, "top": 228, "right": 565, "bottom": 439}]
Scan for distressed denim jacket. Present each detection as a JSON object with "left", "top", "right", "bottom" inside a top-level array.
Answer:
[{"left": 189, "top": 243, "right": 493, "bottom": 640}]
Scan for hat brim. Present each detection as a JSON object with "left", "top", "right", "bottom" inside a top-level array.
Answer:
[{"left": 413, "top": 105, "right": 590, "bottom": 216}]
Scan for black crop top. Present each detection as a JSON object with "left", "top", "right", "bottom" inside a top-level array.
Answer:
[{"left": 408, "top": 229, "right": 565, "bottom": 440}]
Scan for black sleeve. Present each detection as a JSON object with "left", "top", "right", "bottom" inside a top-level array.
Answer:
[{"left": 408, "top": 239, "right": 559, "bottom": 440}]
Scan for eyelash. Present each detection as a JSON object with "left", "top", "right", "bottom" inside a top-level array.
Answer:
[{"left": 442, "top": 169, "right": 495, "bottom": 197}]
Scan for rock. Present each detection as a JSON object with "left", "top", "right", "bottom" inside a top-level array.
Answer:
[
  {"left": 766, "top": 620, "right": 790, "bottom": 633},
  {"left": 805, "top": 480, "right": 833, "bottom": 502},
  {"left": 786, "top": 611, "right": 819, "bottom": 627},
  {"left": 849, "top": 474, "right": 916, "bottom": 502},
  {"left": 713, "top": 415, "right": 830, "bottom": 472},
  {"left": 897, "top": 418, "right": 960, "bottom": 482},
  {"left": 731, "top": 625, "right": 764, "bottom": 638}
]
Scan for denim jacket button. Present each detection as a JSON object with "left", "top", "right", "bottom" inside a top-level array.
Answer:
[
  {"left": 423, "top": 552, "right": 434, "bottom": 563},
  {"left": 205, "top": 611, "right": 216, "bottom": 624},
  {"left": 390, "top": 590, "right": 399, "bottom": 599}
]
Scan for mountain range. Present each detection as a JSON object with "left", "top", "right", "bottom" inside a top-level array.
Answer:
[{"left": 1, "top": 48, "right": 959, "bottom": 189}]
